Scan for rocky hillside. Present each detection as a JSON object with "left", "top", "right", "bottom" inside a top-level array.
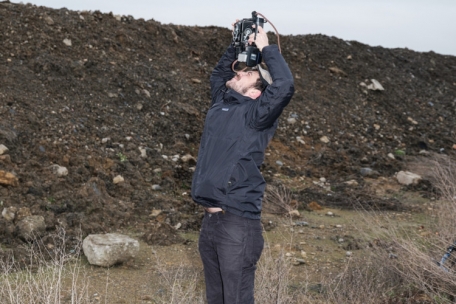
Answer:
[{"left": 0, "top": 2, "right": 455, "bottom": 247}]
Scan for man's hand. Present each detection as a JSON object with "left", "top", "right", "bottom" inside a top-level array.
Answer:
[
  {"left": 249, "top": 25, "right": 269, "bottom": 52},
  {"left": 231, "top": 19, "right": 239, "bottom": 34}
]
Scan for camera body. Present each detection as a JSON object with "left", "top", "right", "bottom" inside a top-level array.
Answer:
[{"left": 232, "top": 11, "right": 265, "bottom": 67}]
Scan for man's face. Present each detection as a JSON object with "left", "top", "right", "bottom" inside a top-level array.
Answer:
[{"left": 226, "top": 70, "right": 260, "bottom": 95}]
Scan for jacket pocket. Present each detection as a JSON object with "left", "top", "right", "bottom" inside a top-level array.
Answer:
[{"left": 227, "top": 156, "right": 263, "bottom": 199}]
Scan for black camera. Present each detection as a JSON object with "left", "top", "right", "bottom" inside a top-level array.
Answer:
[{"left": 232, "top": 11, "right": 266, "bottom": 67}]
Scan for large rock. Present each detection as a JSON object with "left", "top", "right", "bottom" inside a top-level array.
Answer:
[
  {"left": 82, "top": 233, "right": 140, "bottom": 267},
  {"left": 15, "top": 215, "right": 46, "bottom": 240},
  {"left": 396, "top": 171, "right": 422, "bottom": 185}
]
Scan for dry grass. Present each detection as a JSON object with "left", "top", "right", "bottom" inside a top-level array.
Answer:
[
  {"left": 255, "top": 241, "right": 326, "bottom": 304},
  {"left": 318, "top": 154, "right": 456, "bottom": 304},
  {"left": 322, "top": 253, "right": 402, "bottom": 303},
  {"left": 395, "top": 154, "right": 456, "bottom": 302},
  {"left": 0, "top": 228, "right": 89, "bottom": 304},
  {"left": 149, "top": 256, "right": 205, "bottom": 304},
  {"left": 263, "top": 183, "right": 296, "bottom": 215},
  {"left": 255, "top": 248, "right": 294, "bottom": 303},
  {"left": 255, "top": 217, "right": 299, "bottom": 304},
  {"left": 430, "top": 154, "right": 456, "bottom": 240}
]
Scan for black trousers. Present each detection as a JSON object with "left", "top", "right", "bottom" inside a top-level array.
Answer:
[{"left": 198, "top": 210, "right": 264, "bottom": 304}]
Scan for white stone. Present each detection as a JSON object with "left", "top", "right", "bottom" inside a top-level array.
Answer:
[
  {"left": 396, "top": 171, "right": 422, "bottom": 185},
  {"left": 181, "top": 154, "right": 196, "bottom": 163},
  {"left": 82, "top": 233, "right": 140, "bottom": 267},
  {"left": 287, "top": 117, "right": 297, "bottom": 124},
  {"left": 139, "top": 147, "right": 147, "bottom": 158},
  {"left": 152, "top": 184, "right": 161, "bottom": 191},
  {"left": 102, "top": 137, "right": 110, "bottom": 143},
  {"left": 407, "top": 117, "right": 419, "bottom": 125},
  {"left": 388, "top": 153, "right": 396, "bottom": 160},
  {"left": 50, "top": 165, "right": 68, "bottom": 177},
  {"left": 2, "top": 206, "right": 17, "bottom": 221},
  {"left": 113, "top": 175, "right": 124, "bottom": 184},
  {"left": 150, "top": 209, "right": 162, "bottom": 217},
  {"left": 289, "top": 210, "right": 300, "bottom": 218},
  {"left": 296, "top": 136, "right": 305, "bottom": 144},
  {"left": 320, "top": 136, "right": 330, "bottom": 143},
  {"left": 63, "top": 38, "right": 72, "bottom": 46},
  {"left": 293, "top": 258, "right": 306, "bottom": 265},
  {"left": 367, "top": 79, "right": 384, "bottom": 91},
  {"left": 0, "top": 144, "right": 8, "bottom": 155},
  {"left": 44, "top": 16, "right": 54, "bottom": 25},
  {"left": 344, "top": 180, "right": 358, "bottom": 186}
]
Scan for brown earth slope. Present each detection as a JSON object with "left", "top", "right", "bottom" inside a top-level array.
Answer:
[{"left": 0, "top": 2, "right": 455, "bottom": 248}]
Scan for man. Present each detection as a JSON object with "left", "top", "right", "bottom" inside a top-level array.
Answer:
[{"left": 191, "top": 23, "right": 294, "bottom": 303}]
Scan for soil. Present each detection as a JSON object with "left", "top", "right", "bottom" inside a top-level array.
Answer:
[{"left": 0, "top": 1, "right": 456, "bottom": 302}]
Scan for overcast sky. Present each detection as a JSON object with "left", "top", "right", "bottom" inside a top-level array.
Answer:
[{"left": 12, "top": 0, "right": 456, "bottom": 56}]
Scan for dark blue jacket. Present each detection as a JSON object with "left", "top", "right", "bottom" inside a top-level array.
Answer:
[{"left": 191, "top": 44, "right": 294, "bottom": 219}]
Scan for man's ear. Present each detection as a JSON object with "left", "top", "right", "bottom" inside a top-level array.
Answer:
[{"left": 246, "top": 88, "right": 261, "bottom": 99}]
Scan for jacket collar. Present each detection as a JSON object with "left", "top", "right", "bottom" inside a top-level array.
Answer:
[{"left": 223, "top": 88, "right": 255, "bottom": 104}]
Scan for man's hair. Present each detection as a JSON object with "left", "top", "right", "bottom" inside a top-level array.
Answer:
[
  {"left": 241, "top": 68, "right": 265, "bottom": 92},
  {"left": 251, "top": 76, "right": 265, "bottom": 91},
  {"left": 251, "top": 64, "right": 272, "bottom": 92}
]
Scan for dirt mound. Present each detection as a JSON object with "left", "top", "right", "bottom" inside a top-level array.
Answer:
[{"left": 0, "top": 2, "right": 455, "bottom": 248}]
